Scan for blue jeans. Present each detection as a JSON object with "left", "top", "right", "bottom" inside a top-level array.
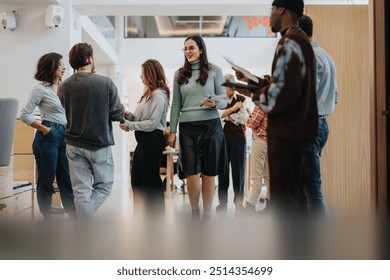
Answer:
[
  {"left": 218, "top": 138, "right": 246, "bottom": 207},
  {"left": 304, "top": 117, "right": 329, "bottom": 217},
  {"left": 32, "top": 121, "right": 75, "bottom": 216},
  {"left": 66, "top": 144, "right": 114, "bottom": 220}
]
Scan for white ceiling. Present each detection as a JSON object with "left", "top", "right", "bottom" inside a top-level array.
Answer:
[
  {"left": 72, "top": 0, "right": 368, "bottom": 16},
  {"left": 0, "top": 0, "right": 60, "bottom": 4}
]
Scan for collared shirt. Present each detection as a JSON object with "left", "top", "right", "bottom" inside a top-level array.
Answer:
[
  {"left": 222, "top": 92, "right": 249, "bottom": 140},
  {"left": 224, "top": 92, "right": 253, "bottom": 125},
  {"left": 312, "top": 40, "right": 338, "bottom": 116},
  {"left": 20, "top": 82, "right": 67, "bottom": 126},
  {"left": 245, "top": 105, "right": 267, "bottom": 140}
]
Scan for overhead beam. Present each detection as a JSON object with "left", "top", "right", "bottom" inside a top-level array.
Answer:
[{"left": 73, "top": 5, "right": 270, "bottom": 16}]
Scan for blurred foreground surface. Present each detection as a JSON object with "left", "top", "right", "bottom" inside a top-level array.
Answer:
[{"left": 0, "top": 214, "right": 388, "bottom": 260}]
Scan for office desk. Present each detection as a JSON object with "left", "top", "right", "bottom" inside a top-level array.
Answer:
[{"left": 162, "top": 150, "right": 179, "bottom": 198}]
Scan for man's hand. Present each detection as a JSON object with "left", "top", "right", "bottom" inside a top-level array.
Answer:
[
  {"left": 232, "top": 67, "right": 249, "bottom": 83},
  {"left": 233, "top": 101, "right": 244, "bottom": 111}
]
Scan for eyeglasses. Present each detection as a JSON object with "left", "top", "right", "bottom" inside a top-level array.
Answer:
[{"left": 182, "top": 46, "right": 198, "bottom": 53}]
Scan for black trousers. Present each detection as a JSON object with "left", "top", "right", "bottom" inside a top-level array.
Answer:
[
  {"left": 267, "top": 136, "right": 310, "bottom": 217},
  {"left": 131, "top": 129, "right": 166, "bottom": 214},
  {"left": 217, "top": 138, "right": 246, "bottom": 206}
]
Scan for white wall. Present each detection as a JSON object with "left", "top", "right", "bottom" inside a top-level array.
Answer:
[
  {"left": 0, "top": 2, "right": 78, "bottom": 109},
  {"left": 0, "top": 2, "right": 129, "bottom": 185}
]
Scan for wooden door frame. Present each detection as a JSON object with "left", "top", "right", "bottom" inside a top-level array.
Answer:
[{"left": 369, "top": 0, "right": 387, "bottom": 219}]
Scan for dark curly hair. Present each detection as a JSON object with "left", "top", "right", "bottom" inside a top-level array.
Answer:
[{"left": 34, "top": 52, "right": 63, "bottom": 85}]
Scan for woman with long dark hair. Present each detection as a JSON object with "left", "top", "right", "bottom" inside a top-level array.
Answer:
[
  {"left": 168, "top": 36, "right": 228, "bottom": 220},
  {"left": 20, "top": 52, "right": 75, "bottom": 220}
]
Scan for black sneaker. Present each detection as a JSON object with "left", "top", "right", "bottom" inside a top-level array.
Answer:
[{"left": 215, "top": 204, "right": 227, "bottom": 211}]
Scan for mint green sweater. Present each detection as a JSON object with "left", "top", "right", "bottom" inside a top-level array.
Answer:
[{"left": 170, "top": 61, "right": 227, "bottom": 133}]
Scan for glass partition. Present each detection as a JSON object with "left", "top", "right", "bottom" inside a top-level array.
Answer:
[{"left": 124, "top": 16, "right": 276, "bottom": 38}]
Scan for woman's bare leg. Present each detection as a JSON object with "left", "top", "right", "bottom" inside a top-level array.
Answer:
[
  {"left": 186, "top": 174, "right": 201, "bottom": 211},
  {"left": 201, "top": 174, "right": 215, "bottom": 216}
]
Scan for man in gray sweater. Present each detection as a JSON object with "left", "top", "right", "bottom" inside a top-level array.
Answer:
[{"left": 58, "top": 43, "right": 125, "bottom": 220}]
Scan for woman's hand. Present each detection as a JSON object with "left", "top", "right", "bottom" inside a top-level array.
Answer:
[
  {"left": 119, "top": 123, "right": 129, "bottom": 131},
  {"left": 124, "top": 111, "right": 134, "bottom": 121},
  {"left": 42, "top": 127, "right": 51, "bottom": 135},
  {"left": 201, "top": 98, "right": 216, "bottom": 108},
  {"left": 167, "top": 133, "right": 176, "bottom": 148}
]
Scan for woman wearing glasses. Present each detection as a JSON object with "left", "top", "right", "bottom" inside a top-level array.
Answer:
[
  {"left": 20, "top": 52, "right": 75, "bottom": 220},
  {"left": 120, "top": 59, "right": 170, "bottom": 217},
  {"left": 168, "top": 35, "right": 228, "bottom": 220}
]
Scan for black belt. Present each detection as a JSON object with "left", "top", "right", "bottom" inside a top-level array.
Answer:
[
  {"left": 319, "top": 115, "right": 326, "bottom": 119},
  {"left": 41, "top": 120, "right": 65, "bottom": 128}
]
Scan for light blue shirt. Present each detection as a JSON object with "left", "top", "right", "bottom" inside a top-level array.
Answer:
[
  {"left": 125, "top": 88, "right": 168, "bottom": 132},
  {"left": 312, "top": 40, "right": 338, "bottom": 116},
  {"left": 20, "top": 82, "right": 67, "bottom": 126}
]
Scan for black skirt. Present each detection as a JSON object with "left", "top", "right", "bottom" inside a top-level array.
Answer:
[{"left": 179, "top": 118, "right": 228, "bottom": 177}]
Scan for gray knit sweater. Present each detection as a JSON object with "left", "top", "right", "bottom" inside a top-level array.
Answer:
[{"left": 58, "top": 72, "right": 124, "bottom": 149}]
